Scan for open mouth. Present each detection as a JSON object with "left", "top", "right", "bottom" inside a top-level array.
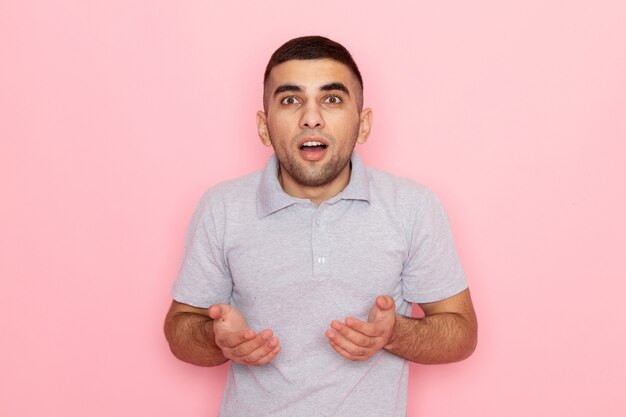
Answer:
[
  {"left": 298, "top": 140, "right": 328, "bottom": 161},
  {"left": 299, "top": 141, "right": 328, "bottom": 151}
]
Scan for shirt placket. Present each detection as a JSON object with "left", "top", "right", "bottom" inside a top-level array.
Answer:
[{"left": 311, "top": 206, "right": 330, "bottom": 278}]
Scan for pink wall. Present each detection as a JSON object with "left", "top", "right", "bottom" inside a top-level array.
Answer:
[{"left": 2, "top": 1, "right": 625, "bottom": 415}]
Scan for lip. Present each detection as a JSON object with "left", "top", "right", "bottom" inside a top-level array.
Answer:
[
  {"left": 296, "top": 137, "right": 330, "bottom": 149},
  {"left": 297, "top": 136, "right": 329, "bottom": 162}
]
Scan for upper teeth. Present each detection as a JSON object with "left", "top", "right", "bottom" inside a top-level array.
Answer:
[{"left": 303, "top": 141, "right": 323, "bottom": 147}]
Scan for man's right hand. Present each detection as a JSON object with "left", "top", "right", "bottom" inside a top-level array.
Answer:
[{"left": 208, "top": 304, "right": 281, "bottom": 366}]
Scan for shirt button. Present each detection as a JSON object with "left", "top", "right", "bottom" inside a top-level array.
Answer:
[
  {"left": 316, "top": 219, "right": 321, "bottom": 225},
  {"left": 317, "top": 257, "right": 325, "bottom": 264}
]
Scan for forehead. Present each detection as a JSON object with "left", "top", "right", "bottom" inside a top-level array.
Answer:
[{"left": 267, "top": 59, "right": 358, "bottom": 91}]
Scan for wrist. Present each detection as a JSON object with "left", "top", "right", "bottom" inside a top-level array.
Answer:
[{"left": 383, "top": 314, "right": 401, "bottom": 351}]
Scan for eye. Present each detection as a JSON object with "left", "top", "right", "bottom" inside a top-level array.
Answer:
[
  {"left": 324, "top": 95, "right": 343, "bottom": 105},
  {"left": 280, "top": 96, "right": 300, "bottom": 105}
]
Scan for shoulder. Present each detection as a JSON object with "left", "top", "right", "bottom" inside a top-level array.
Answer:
[
  {"left": 199, "top": 170, "right": 261, "bottom": 205},
  {"left": 190, "top": 170, "right": 262, "bottom": 223},
  {"left": 366, "top": 167, "right": 437, "bottom": 212}
]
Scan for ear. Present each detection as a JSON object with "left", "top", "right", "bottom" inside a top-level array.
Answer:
[
  {"left": 256, "top": 111, "right": 272, "bottom": 147},
  {"left": 356, "top": 108, "right": 373, "bottom": 145}
]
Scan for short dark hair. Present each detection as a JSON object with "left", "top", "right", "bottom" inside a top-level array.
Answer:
[
  {"left": 264, "top": 36, "right": 363, "bottom": 88},
  {"left": 263, "top": 36, "right": 363, "bottom": 111}
]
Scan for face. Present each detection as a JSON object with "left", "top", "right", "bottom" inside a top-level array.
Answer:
[{"left": 257, "top": 59, "right": 372, "bottom": 191}]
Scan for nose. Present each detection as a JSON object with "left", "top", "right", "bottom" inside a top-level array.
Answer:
[{"left": 299, "top": 102, "right": 325, "bottom": 129}]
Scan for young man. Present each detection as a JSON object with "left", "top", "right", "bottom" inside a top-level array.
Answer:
[{"left": 164, "top": 36, "right": 477, "bottom": 417}]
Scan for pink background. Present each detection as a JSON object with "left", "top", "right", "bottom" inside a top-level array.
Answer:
[{"left": 2, "top": 1, "right": 625, "bottom": 415}]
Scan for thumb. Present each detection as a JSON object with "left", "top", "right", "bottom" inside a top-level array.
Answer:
[
  {"left": 376, "top": 295, "right": 395, "bottom": 311},
  {"left": 369, "top": 295, "right": 396, "bottom": 323},
  {"left": 208, "top": 304, "right": 231, "bottom": 321}
]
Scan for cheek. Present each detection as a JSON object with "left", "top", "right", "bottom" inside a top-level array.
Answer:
[
  {"left": 268, "top": 130, "right": 299, "bottom": 156},
  {"left": 267, "top": 120, "right": 290, "bottom": 144},
  {"left": 268, "top": 113, "right": 298, "bottom": 134},
  {"left": 329, "top": 115, "right": 360, "bottom": 139}
]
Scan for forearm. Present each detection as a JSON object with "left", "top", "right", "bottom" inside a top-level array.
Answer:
[
  {"left": 164, "top": 312, "right": 227, "bottom": 367},
  {"left": 384, "top": 312, "right": 477, "bottom": 364}
]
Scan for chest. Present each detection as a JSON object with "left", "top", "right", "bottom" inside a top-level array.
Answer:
[{"left": 223, "top": 202, "right": 409, "bottom": 326}]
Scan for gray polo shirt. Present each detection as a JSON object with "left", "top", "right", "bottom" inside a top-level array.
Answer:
[{"left": 173, "top": 153, "right": 467, "bottom": 417}]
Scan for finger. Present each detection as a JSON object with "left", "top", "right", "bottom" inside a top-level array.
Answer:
[
  {"left": 251, "top": 345, "right": 281, "bottom": 366},
  {"left": 208, "top": 304, "right": 230, "bottom": 320},
  {"left": 328, "top": 339, "right": 367, "bottom": 362},
  {"left": 216, "top": 328, "right": 256, "bottom": 348},
  {"left": 331, "top": 320, "right": 378, "bottom": 346},
  {"left": 230, "top": 330, "right": 275, "bottom": 357},
  {"left": 326, "top": 328, "right": 371, "bottom": 357},
  {"left": 237, "top": 337, "right": 280, "bottom": 365},
  {"left": 342, "top": 317, "right": 384, "bottom": 338}
]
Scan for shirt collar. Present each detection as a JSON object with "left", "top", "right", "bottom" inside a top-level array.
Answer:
[
  {"left": 256, "top": 153, "right": 371, "bottom": 218},
  {"left": 340, "top": 153, "right": 371, "bottom": 203}
]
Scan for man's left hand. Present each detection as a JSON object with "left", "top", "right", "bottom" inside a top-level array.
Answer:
[{"left": 325, "top": 295, "right": 396, "bottom": 361}]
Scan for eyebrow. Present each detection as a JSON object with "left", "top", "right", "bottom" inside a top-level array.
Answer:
[
  {"left": 273, "top": 84, "right": 302, "bottom": 97},
  {"left": 320, "top": 82, "right": 350, "bottom": 96},
  {"left": 273, "top": 82, "right": 351, "bottom": 97}
]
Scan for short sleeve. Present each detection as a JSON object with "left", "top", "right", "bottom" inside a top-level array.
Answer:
[
  {"left": 171, "top": 191, "right": 233, "bottom": 308},
  {"left": 401, "top": 189, "right": 468, "bottom": 304}
]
